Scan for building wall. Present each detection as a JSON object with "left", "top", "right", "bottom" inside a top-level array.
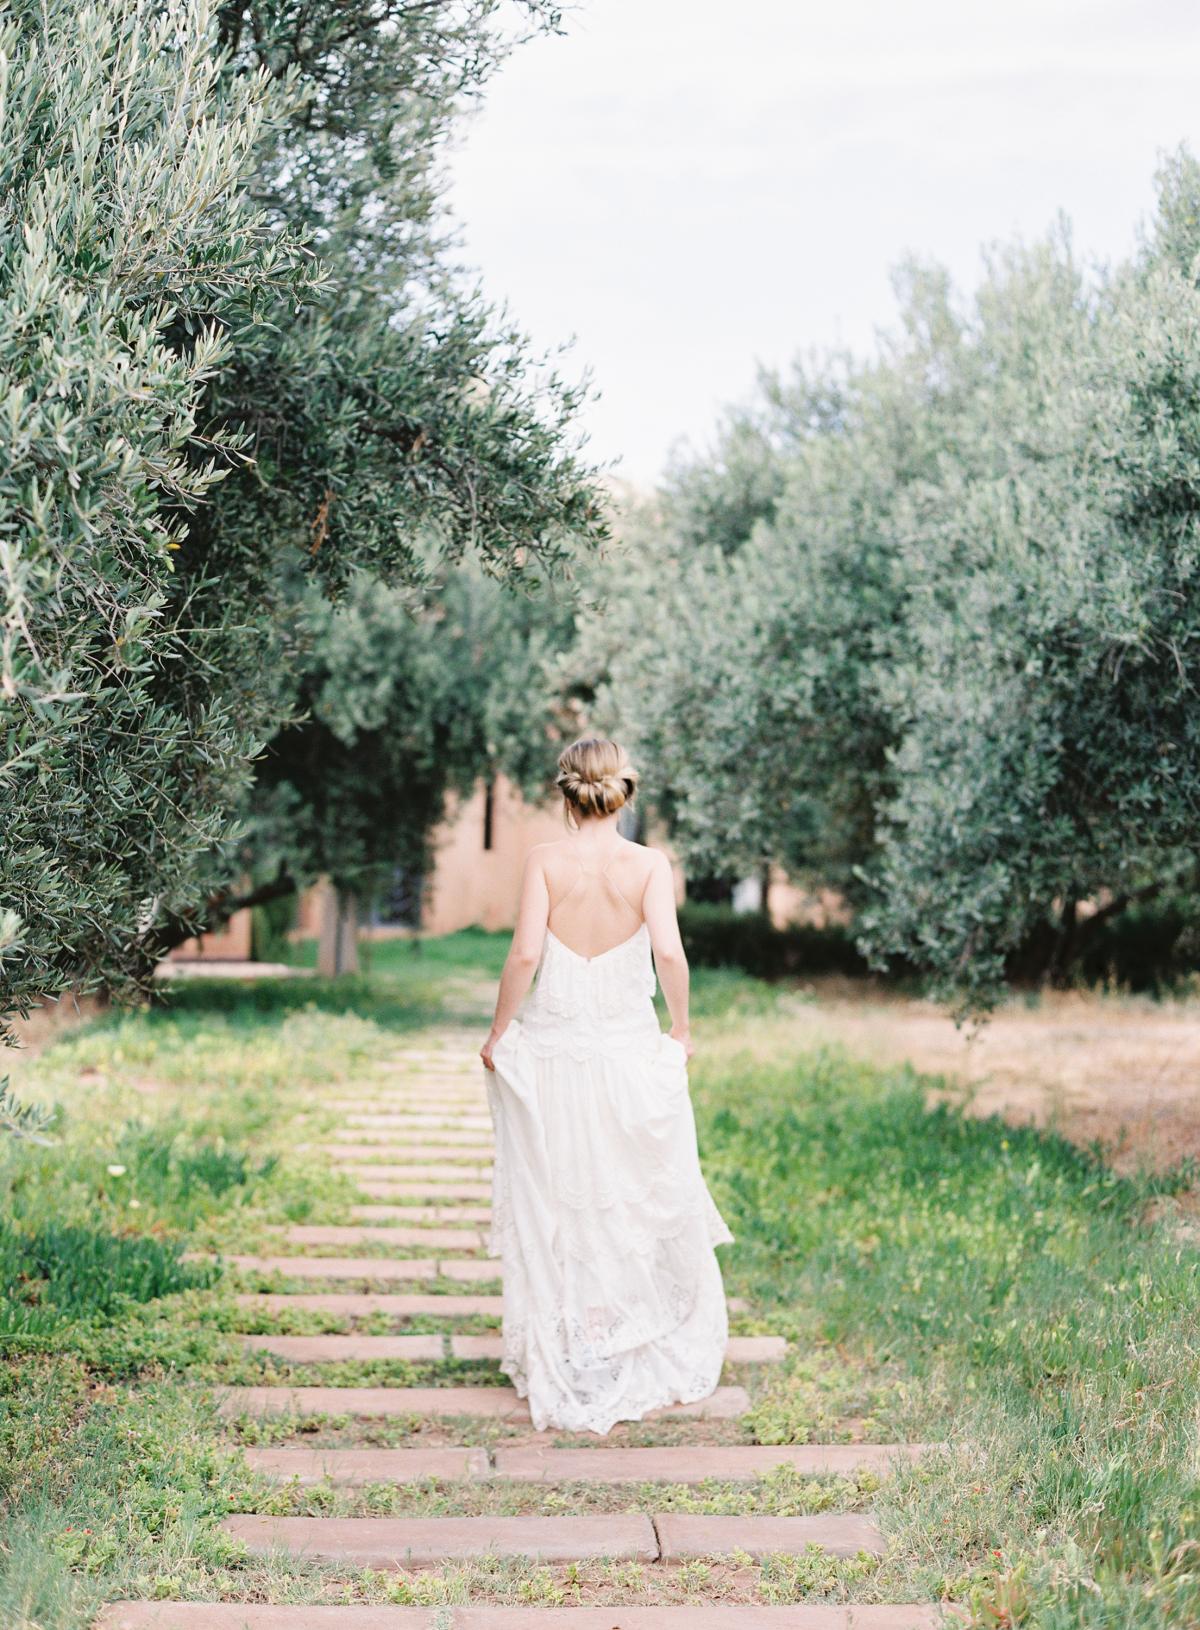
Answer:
[
  {"left": 766, "top": 871, "right": 851, "bottom": 930},
  {"left": 171, "top": 906, "right": 253, "bottom": 961},
  {"left": 174, "top": 775, "right": 744, "bottom": 959},
  {"left": 422, "top": 775, "right": 570, "bottom": 934}
]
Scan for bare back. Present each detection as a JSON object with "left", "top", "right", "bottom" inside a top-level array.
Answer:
[{"left": 541, "top": 837, "right": 657, "bottom": 961}]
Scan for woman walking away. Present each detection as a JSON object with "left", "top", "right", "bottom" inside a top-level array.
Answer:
[{"left": 480, "top": 737, "right": 732, "bottom": 1435}]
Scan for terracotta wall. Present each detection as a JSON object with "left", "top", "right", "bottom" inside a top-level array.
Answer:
[
  {"left": 422, "top": 775, "right": 567, "bottom": 934},
  {"left": 172, "top": 775, "right": 703, "bottom": 958},
  {"left": 171, "top": 908, "right": 252, "bottom": 961},
  {"left": 766, "top": 871, "right": 851, "bottom": 930}
]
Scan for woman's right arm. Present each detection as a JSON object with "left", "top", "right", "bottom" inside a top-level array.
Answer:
[{"left": 642, "top": 850, "right": 692, "bottom": 1057}]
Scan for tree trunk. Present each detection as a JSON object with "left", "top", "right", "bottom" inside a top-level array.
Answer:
[
  {"left": 1047, "top": 894, "right": 1079, "bottom": 987},
  {"left": 141, "top": 868, "right": 297, "bottom": 960},
  {"left": 317, "top": 886, "right": 359, "bottom": 977},
  {"left": 1006, "top": 879, "right": 1168, "bottom": 987}
]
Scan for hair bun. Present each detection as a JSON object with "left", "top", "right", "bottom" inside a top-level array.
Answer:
[{"left": 555, "top": 737, "right": 638, "bottom": 821}]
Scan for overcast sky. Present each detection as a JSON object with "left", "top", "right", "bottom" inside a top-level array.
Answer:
[{"left": 448, "top": 0, "right": 1200, "bottom": 487}]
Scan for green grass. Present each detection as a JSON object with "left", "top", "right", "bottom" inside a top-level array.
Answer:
[
  {"left": 2, "top": 934, "right": 1200, "bottom": 1624},
  {"left": 228, "top": 1463, "right": 880, "bottom": 1519},
  {"left": 690, "top": 1046, "right": 1200, "bottom": 1624}
]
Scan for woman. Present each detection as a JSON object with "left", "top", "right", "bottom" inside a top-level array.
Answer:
[{"left": 480, "top": 736, "right": 732, "bottom": 1434}]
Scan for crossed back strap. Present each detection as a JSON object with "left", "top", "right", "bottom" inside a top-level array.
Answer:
[{"left": 545, "top": 844, "right": 648, "bottom": 960}]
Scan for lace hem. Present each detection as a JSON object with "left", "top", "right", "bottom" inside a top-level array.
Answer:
[{"left": 500, "top": 1290, "right": 729, "bottom": 1434}]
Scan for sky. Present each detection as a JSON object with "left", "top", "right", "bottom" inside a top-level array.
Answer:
[{"left": 448, "top": 0, "right": 1200, "bottom": 487}]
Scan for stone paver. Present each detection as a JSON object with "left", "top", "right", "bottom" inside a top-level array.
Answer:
[
  {"left": 491, "top": 1444, "right": 934, "bottom": 1482},
  {"left": 347, "top": 1092, "right": 487, "bottom": 1104},
  {"left": 451, "top": 1335, "right": 785, "bottom": 1364},
  {"left": 238, "top": 1436, "right": 933, "bottom": 1482},
  {"left": 438, "top": 1259, "right": 502, "bottom": 1282},
  {"left": 374, "top": 1083, "right": 482, "bottom": 1092},
  {"left": 239, "top": 1334, "right": 445, "bottom": 1362},
  {"left": 223, "top": 1512, "right": 660, "bottom": 1565},
  {"left": 340, "top": 1115, "right": 493, "bottom": 1133},
  {"left": 330, "top": 1127, "right": 493, "bottom": 1145},
  {"left": 285, "top": 1225, "right": 484, "bottom": 1250},
  {"left": 380, "top": 1066, "right": 479, "bottom": 1077},
  {"left": 351, "top": 1204, "right": 492, "bottom": 1223},
  {"left": 336, "top": 1105, "right": 490, "bottom": 1119},
  {"left": 234, "top": 1291, "right": 506, "bottom": 1316},
  {"left": 217, "top": 1255, "right": 441, "bottom": 1281},
  {"left": 720, "top": 1336, "right": 787, "bottom": 1363},
  {"left": 217, "top": 1385, "right": 533, "bottom": 1421},
  {"left": 231, "top": 1287, "right": 745, "bottom": 1316},
  {"left": 337, "top": 1084, "right": 486, "bottom": 1096},
  {"left": 655, "top": 1513, "right": 883, "bottom": 1560},
  {"left": 324, "top": 1143, "right": 494, "bottom": 1163},
  {"left": 325, "top": 1092, "right": 487, "bottom": 1108},
  {"left": 244, "top": 1446, "right": 487, "bottom": 1483},
  {"left": 447, "top": 1335, "right": 515, "bottom": 1359},
  {"left": 381, "top": 1056, "right": 477, "bottom": 1068},
  {"left": 355, "top": 1178, "right": 493, "bottom": 1200},
  {"left": 335, "top": 1163, "right": 494, "bottom": 1181},
  {"left": 845, "top": 1615, "right": 951, "bottom": 1629},
  {"left": 344, "top": 1075, "right": 485, "bottom": 1088},
  {"left": 99, "top": 1606, "right": 951, "bottom": 1628},
  {"left": 217, "top": 1384, "right": 751, "bottom": 1421}
]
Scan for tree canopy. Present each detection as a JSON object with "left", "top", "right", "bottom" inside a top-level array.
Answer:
[
  {"left": 589, "top": 162, "right": 1200, "bottom": 1007},
  {"left": 1, "top": 0, "right": 605, "bottom": 1037}
]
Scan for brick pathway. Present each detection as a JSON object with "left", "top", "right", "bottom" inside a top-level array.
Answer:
[
  {"left": 101, "top": 1608, "right": 947, "bottom": 1628},
  {"left": 101, "top": 1038, "right": 950, "bottom": 1629}
]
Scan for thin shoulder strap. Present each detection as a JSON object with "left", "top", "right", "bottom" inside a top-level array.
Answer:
[
  {"left": 547, "top": 852, "right": 587, "bottom": 914},
  {"left": 599, "top": 849, "right": 644, "bottom": 919}
]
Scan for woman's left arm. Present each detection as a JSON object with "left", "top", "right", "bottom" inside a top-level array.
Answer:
[{"left": 481, "top": 849, "right": 550, "bottom": 1071}]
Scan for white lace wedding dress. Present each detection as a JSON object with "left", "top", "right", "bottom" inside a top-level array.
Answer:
[{"left": 485, "top": 917, "right": 733, "bottom": 1435}]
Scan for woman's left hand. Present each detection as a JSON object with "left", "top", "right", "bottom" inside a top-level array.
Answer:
[
  {"left": 480, "top": 1030, "right": 502, "bottom": 1072},
  {"left": 670, "top": 1026, "right": 694, "bottom": 1061}
]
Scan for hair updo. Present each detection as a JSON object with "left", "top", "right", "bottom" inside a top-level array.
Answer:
[{"left": 555, "top": 736, "right": 638, "bottom": 822}]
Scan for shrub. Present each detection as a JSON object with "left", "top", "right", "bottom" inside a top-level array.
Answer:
[
  {"left": 1072, "top": 894, "right": 1200, "bottom": 994},
  {"left": 251, "top": 895, "right": 298, "bottom": 964},
  {"left": 678, "top": 905, "right": 869, "bottom": 980}
]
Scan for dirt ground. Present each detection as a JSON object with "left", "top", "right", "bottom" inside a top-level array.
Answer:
[{"left": 786, "top": 980, "right": 1200, "bottom": 1177}]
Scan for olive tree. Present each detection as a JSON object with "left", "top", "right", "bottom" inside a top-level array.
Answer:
[
  {"left": 184, "top": 559, "right": 581, "bottom": 971},
  {"left": 0, "top": 0, "right": 319, "bottom": 1034},
  {"left": 607, "top": 159, "right": 1200, "bottom": 1007},
  {"left": 860, "top": 182, "right": 1200, "bottom": 1005},
  {"left": 1, "top": 0, "right": 605, "bottom": 1037}
]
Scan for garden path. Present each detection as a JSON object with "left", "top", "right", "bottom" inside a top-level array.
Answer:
[{"left": 99, "top": 1034, "right": 948, "bottom": 1630}]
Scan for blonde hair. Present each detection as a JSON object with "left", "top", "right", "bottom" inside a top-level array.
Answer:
[{"left": 555, "top": 736, "right": 638, "bottom": 822}]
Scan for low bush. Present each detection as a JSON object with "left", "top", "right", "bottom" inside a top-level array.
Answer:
[
  {"left": 679, "top": 904, "right": 869, "bottom": 980},
  {"left": 250, "top": 894, "right": 298, "bottom": 963},
  {"left": 1072, "top": 892, "right": 1200, "bottom": 993}
]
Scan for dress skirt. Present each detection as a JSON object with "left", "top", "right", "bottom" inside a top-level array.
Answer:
[{"left": 487, "top": 1012, "right": 732, "bottom": 1436}]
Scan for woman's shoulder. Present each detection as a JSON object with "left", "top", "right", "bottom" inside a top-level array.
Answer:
[
  {"left": 526, "top": 837, "right": 571, "bottom": 864},
  {"left": 622, "top": 835, "right": 670, "bottom": 864},
  {"left": 612, "top": 836, "right": 670, "bottom": 879},
  {"left": 524, "top": 838, "right": 578, "bottom": 880}
]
